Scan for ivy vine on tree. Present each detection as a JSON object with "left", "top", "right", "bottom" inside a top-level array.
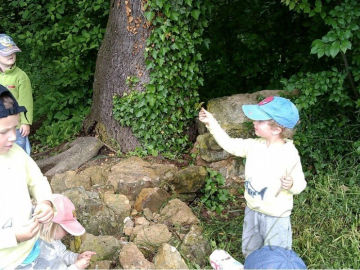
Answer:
[{"left": 113, "top": 0, "right": 211, "bottom": 158}]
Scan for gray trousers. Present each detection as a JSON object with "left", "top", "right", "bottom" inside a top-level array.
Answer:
[{"left": 242, "top": 207, "right": 292, "bottom": 258}]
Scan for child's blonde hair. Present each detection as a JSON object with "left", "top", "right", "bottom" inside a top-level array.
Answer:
[
  {"left": 40, "top": 222, "right": 62, "bottom": 242},
  {"left": 269, "top": 120, "right": 296, "bottom": 139}
]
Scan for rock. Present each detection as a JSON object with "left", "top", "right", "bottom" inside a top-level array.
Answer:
[
  {"left": 123, "top": 217, "right": 134, "bottom": 236},
  {"left": 153, "top": 243, "right": 188, "bottom": 269},
  {"left": 143, "top": 208, "right": 153, "bottom": 221},
  {"left": 78, "top": 233, "right": 123, "bottom": 261},
  {"left": 208, "top": 157, "right": 245, "bottom": 183},
  {"left": 160, "top": 199, "right": 199, "bottom": 227},
  {"left": 50, "top": 171, "right": 91, "bottom": 193},
  {"left": 107, "top": 157, "right": 177, "bottom": 200},
  {"left": 119, "top": 242, "right": 155, "bottom": 269},
  {"left": 36, "top": 137, "right": 104, "bottom": 176},
  {"left": 133, "top": 224, "right": 172, "bottom": 249},
  {"left": 134, "top": 188, "right": 170, "bottom": 212},
  {"left": 89, "top": 260, "right": 112, "bottom": 269},
  {"left": 91, "top": 185, "right": 115, "bottom": 200},
  {"left": 63, "top": 187, "right": 123, "bottom": 235},
  {"left": 170, "top": 166, "right": 207, "bottom": 193},
  {"left": 134, "top": 216, "right": 150, "bottom": 226},
  {"left": 103, "top": 193, "right": 131, "bottom": 218},
  {"left": 196, "top": 133, "right": 231, "bottom": 162},
  {"left": 180, "top": 225, "right": 211, "bottom": 267},
  {"left": 79, "top": 164, "right": 111, "bottom": 186}
]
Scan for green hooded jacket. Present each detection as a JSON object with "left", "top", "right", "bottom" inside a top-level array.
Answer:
[{"left": 0, "top": 64, "right": 33, "bottom": 125}]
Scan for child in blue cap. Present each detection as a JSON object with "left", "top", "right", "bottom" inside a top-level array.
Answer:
[
  {"left": 199, "top": 96, "right": 307, "bottom": 258},
  {"left": 0, "top": 34, "right": 33, "bottom": 155}
]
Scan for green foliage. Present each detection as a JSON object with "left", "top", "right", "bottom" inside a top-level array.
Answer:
[
  {"left": 113, "top": 0, "right": 211, "bottom": 158},
  {"left": 280, "top": 0, "right": 360, "bottom": 175},
  {"left": 200, "top": 168, "right": 233, "bottom": 214},
  {"left": 0, "top": 0, "right": 109, "bottom": 149},
  {"left": 308, "top": 0, "right": 360, "bottom": 58}
]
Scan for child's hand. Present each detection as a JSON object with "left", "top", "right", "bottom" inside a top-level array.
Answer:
[
  {"left": 15, "top": 218, "right": 40, "bottom": 243},
  {"left": 75, "top": 257, "right": 91, "bottom": 269},
  {"left": 19, "top": 124, "right": 30, "bottom": 137},
  {"left": 33, "top": 200, "right": 54, "bottom": 224},
  {"left": 198, "top": 107, "right": 215, "bottom": 126},
  {"left": 280, "top": 176, "right": 293, "bottom": 190},
  {"left": 78, "top": 251, "right": 96, "bottom": 260}
]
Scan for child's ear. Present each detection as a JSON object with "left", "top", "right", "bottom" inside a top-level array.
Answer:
[{"left": 272, "top": 126, "right": 282, "bottom": 135}]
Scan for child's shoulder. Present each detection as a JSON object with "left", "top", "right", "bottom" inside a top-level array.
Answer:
[
  {"left": 7, "top": 65, "right": 30, "bottom": 80},
  {"left": 283, "top": 139, "right": 300, "bottom": 154},
  {"left": 8, "top": 143, "right": 30, "bottom": 159}
]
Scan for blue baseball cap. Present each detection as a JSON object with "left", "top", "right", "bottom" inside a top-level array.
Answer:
[
  {"left": 0, "top": 84, "right": 27, "bottom": 118},
  {"left": 244, "top": 246, "right": 307, "bottom": 269},
  {"left": 242, "top": 96, "right": 299, "bottom": 129},
  {"left": 0, "top": 34, "right": 21, "bottom": 56}
]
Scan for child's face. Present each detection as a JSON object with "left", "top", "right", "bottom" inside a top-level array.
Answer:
[
  {"left": 0, "top": 114, "right": 18, "bottom": 154},
  {"left": 253, "top": 120, "right": 279, "bottom": 139},
  {"left": 0, "top": 53, "right": 16, "bottom": 69},
  {"left": 55, "top": 225, "right": 68, "bottom": 240}
]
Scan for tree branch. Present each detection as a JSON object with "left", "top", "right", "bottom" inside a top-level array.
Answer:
[{"left": 341, "top": 52, "right": 359, "bottom": 99}]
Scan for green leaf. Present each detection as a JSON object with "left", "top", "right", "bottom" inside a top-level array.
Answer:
[
  {"left": 144, "top": 11, "right": 155, "bottom": 22},
  {"left": 155, "top": 0, "right": 164, "bottom": 8},
  {"left": 191, "top": 9, "right": 201, "bottom": 20},
  {"left": 329, "top": 41, "right": 340, "bottom": 58},
  {"left": 340, "top": 40, "right": 351, "bottom": 53}
]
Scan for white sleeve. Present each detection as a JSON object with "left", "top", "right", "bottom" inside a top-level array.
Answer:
[
  {"left": 53, "top": 240, "right": 79, "bottom": 266},
  {"left": 206, "top": 118, "right": 253, "bottom": 157},
  {"left": 287, "top": 149, "right": 307, "bottom": 195},
  {"left": 0, "top": 227, "right": 18, "bottom": 249}
]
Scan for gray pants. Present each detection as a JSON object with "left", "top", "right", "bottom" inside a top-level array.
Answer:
[{"left": 242, "top": 207, "right": 292, "bottom": 257}]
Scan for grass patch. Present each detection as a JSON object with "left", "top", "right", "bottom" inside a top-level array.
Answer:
[{"left": 197, "top": 161, "right": 360, "bottom": 268}]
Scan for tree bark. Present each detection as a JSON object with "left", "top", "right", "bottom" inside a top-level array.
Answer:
[{"left": 84, "top": 0, "right": 150, "bottom": 152}]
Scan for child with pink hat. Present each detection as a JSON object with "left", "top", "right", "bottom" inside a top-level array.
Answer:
[{"left": 34, "top": 194, "right": 96, "bottom": 269}]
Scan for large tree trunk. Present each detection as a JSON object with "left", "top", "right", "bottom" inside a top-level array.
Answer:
[{"left": 84, "top": 0, "right": 150, "bottom": 152}]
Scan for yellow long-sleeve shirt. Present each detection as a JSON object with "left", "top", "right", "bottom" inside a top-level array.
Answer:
[
  {"left": 206, "top": 118, "right": 306, "bottom": 217},
  {"left": 0, "top": 144, "right": 52, "bottom": 269}
]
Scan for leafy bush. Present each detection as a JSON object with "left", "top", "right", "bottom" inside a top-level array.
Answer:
[
  {"left": 200, "top": 168, "right": 234, "bottom": 214},
  {"left": 0, "top": 0, "right": 109, "bottom": 149}
]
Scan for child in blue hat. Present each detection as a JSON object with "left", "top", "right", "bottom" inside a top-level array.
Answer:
[
  {"left": 199, "top": 96, "right": 306, "bottom": 258},
  {"left": 0, "top": 34, "right": 33, "bottom": 155}
]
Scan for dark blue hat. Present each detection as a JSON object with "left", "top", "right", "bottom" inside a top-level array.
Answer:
[
  {"left": 244, "top": 246, "right": 306, "bottom": 269},
  {"left": 0, "top": 84, "right": 27, "bottom": 118},
  {"left": 242, "top": 96, "right": 299, "bottom": 129}
]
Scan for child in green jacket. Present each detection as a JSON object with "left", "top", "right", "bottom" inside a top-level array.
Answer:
[{"left": 0, "top": 34, "right": 33, "bottom": 155}]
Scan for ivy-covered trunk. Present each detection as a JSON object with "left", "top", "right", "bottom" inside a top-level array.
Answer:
[{"left": 85, "top": 0, "right": 150, "bottom": 152}]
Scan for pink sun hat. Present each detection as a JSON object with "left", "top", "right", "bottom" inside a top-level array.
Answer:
[{"left": 52, "top": 194, "right": 85, "bottom": 236}]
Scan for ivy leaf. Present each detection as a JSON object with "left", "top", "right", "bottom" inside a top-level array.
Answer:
[
  {"left": 191, "top": 10, "right": 201, "bottom": 20},
  {"left": 170, "top": 11, "right": 179, "bottom": 21},
  {"left": 155, "top": 0, "right": 164, "bottom": 8},
  {"left": 144, "top": 11, "right": 155, "bottom": 22}
]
